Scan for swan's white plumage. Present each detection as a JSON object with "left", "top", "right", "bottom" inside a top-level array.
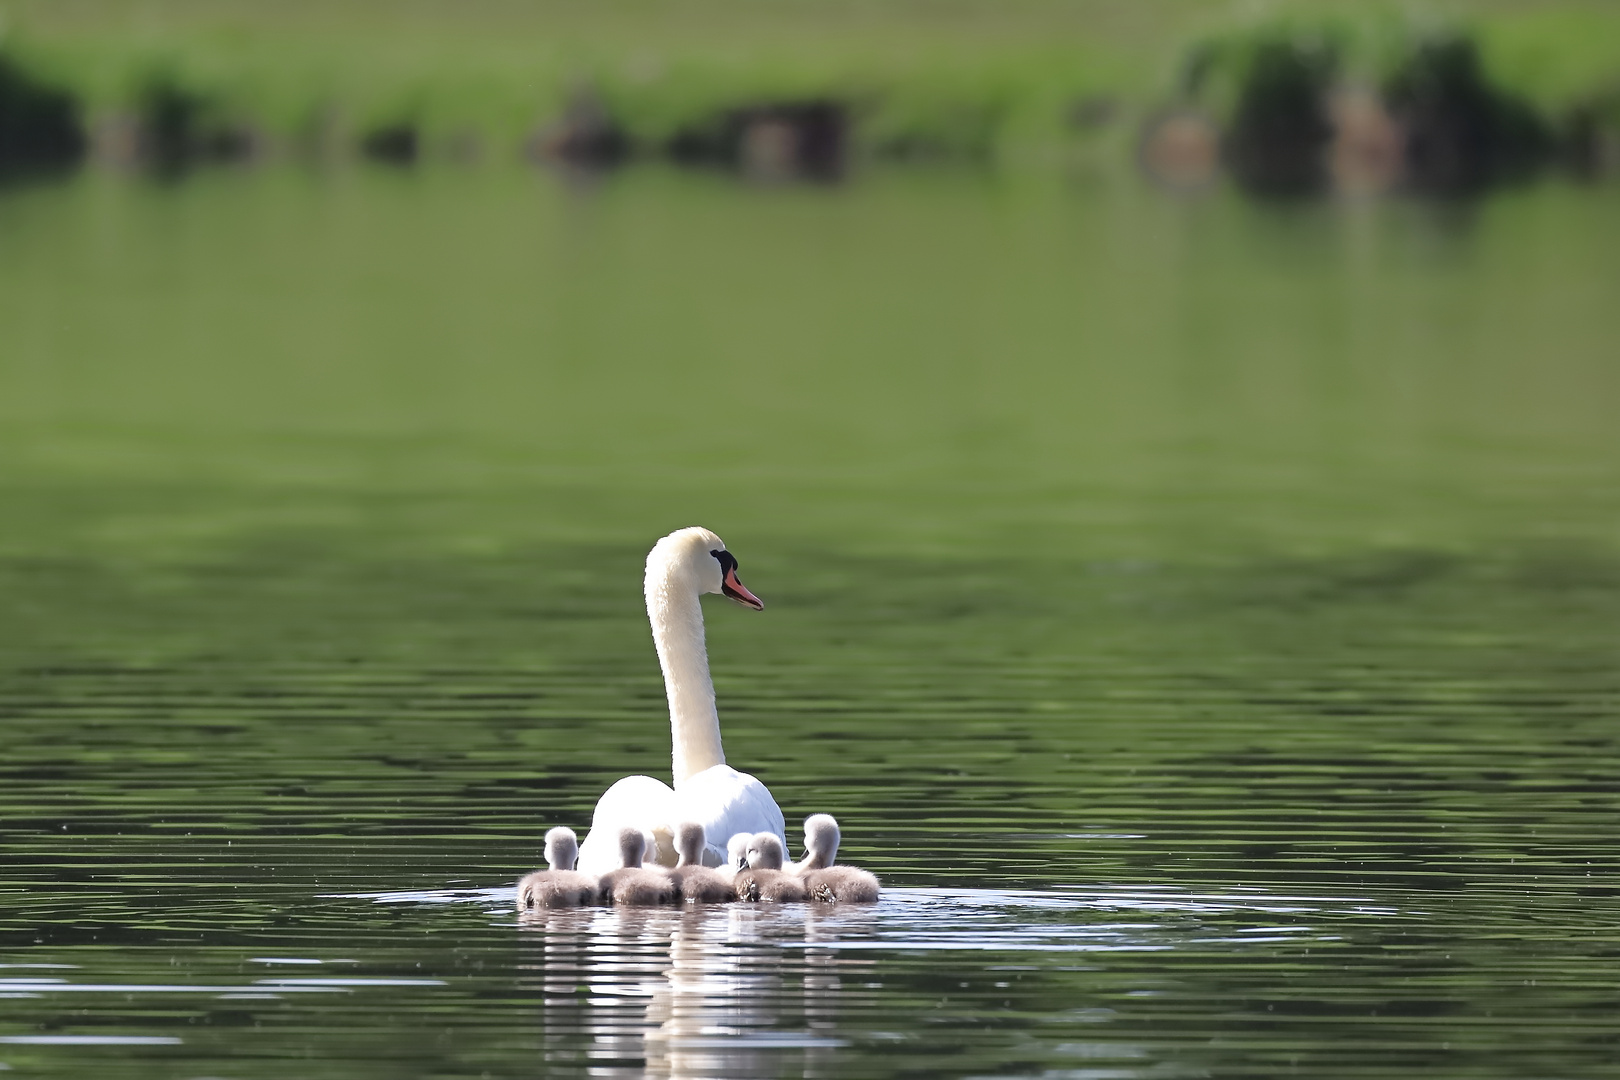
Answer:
[
  {"left": 577, "top": 775, "right": 678, "bottom": 875},
  {"left": 577, "top": 766, "right": 783, "bottom": 874},
  {"left": 675, "top": 763, "right": 785, "bottom": 867},
  {"left": 576, "top": 527, "right": 785, "bottom": 876}
]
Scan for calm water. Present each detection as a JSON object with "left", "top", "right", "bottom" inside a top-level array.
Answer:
[{"left": 1, "top": 163, "right": 1618, "bottom": 1078}]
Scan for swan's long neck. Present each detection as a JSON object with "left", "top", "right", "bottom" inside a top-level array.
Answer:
[{"left": 647, "top": 570, "right": 725, "bottom": 786}]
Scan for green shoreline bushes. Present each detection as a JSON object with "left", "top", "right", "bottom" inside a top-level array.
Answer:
[
  {"left": 0, "top": 2, "right": 1616, "bottom": 190},
  {"left": 1386, "top": 35, "right": 1552, "bottom": 194},
  {"left": 1218, "top": 35, "right": 1341, "bottom": 196},
  {"left": 0, "top": 50, "right": 85, "bottom": 176},
  {"left": 1155, "top": 12, "right": 1614, "bottom": 197}
]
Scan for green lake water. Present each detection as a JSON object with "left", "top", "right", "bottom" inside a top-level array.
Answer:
[{"left": 1, "top": 162, "right": 1617, "bottom": 1077}]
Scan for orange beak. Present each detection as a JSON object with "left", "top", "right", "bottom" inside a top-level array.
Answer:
[{"left": 721, "top": 566, "right": 764, "bottom": 611}]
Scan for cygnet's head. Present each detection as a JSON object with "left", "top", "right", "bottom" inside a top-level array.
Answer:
[
  {"left": 746, "top": 832, "right": 787, "bottom": 871},
  {"left": 803, "top": 814, "right": 841, "bottom": 864},
  {"left": 675, "top": 822, "right": 706, "bottom": 867},
  {"left": 617, "top": 827, "right": 647, "bottom": 869},
  {"left": 544, "top": 826, "right": 579, "bottom": 872},
  {"left": 726, "top": 832, "right": 753, "bottom": 871},
  {"left": 646, "top": 527, "right": 764, "bottom": 611}
]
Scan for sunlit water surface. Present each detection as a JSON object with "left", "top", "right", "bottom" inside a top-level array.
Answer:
[{"left": 0, "top": 163, "right": 1617, "bottom": 1077}]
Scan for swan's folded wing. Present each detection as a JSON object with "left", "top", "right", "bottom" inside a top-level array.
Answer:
[
  {"left": 576, "top": 774, "right": 678, "bottom": 876},
  {"left": 674, "top": 764, "right": 786, "bottom": 867}
]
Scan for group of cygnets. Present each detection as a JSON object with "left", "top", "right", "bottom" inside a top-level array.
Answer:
[{"left": 518, "top": 813, "right": 880, "bottom": 910}]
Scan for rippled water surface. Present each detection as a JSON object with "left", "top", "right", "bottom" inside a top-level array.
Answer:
[{"left": 1, "top": 165, "right": 1618, "bottom": 1077}]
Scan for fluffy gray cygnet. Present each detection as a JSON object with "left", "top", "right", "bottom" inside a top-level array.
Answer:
[
  {"left": 734, "top": 833, "right": 807, "bottom": 903},
  {"left": 517, "top": 827, "right": 600, "bottom": 909},
  {"left": 598, "top": 827, "right": 678, "bottom": 906},
  {"left": 795, "top": 814, "right": 881, "bottom": 903},
  {"left": 668, "top": 822, "right": 737, "bottom": 903},
  {"left": 717, "top": 831, "right": 752, "bottom": 882}
]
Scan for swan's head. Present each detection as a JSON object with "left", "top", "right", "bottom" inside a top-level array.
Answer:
[
  {"left": 803, "top": 814, "right": 840, "bottom": 867},
  {"left": 726, "top": 831, "right": 753, "bottom": 871},
  {"left": 745, "top": 832, "right": 787, "bottom": 871},
  {"left": 647, "top": 527, "right": 764, "bottom": 611},
  {"left": 674, "top": 822, "right": 706, "bottom": 868},
  {"left": 617, "top": 826, "right": 647, "bottom": 869},
  {"left": 544, "top": 826, "right": 579, "bottom": 872}
]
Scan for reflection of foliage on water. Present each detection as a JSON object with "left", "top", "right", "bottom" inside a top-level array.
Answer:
[
  {"left": 132, "top": 66, "right": 257, "bottom": 173},
  {"left": 1179, "top": 19, "right": 1579, "bottom": 197},
  {"left": 1221, "top": 37, "right": 1340, "bottom": 196},
  {"left": 1386, "top": 36, "right": 1552, "bottom": 193},
  {"left": 0, "top": 51, "right": 84, "bottom": 177}
]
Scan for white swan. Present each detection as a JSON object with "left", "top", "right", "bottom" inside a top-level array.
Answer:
[{"left": 576, "top": 527, "right": 786, "bottom": 875}]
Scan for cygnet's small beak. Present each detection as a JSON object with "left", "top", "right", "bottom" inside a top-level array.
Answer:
[{"left": 721, "top": 566, "right": 765, "bottom": 611}]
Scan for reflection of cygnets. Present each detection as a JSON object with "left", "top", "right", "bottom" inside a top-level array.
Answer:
[
  {"left": 668, "top": 822, "right": 737, "bottom": 903},
  {"left": 598, "top": 827, "right": 678, "bottom": 906},
  {"left": 735, "top": 833, "right": 807, "bottom": 903},
  {"left": 717, "top": 831, "right": 752, "bottom": 882},
  {"left": 517, "top": 827, "right": 600, "bottom": 909},
  {"left": 796, "top": 814, "right": 880, "bottom": 903}
]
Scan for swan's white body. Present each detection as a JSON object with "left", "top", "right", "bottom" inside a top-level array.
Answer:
[{"left": 577, "top": 528, "right": 786, "bottom": 875}]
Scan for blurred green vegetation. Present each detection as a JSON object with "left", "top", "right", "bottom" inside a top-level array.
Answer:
[{"left": 0, "top": 0, "right": 1616, "bottom": 164}]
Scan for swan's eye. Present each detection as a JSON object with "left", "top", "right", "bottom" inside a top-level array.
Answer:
[{"left": 711, "top": 549, "right": 738, "bottom": 573}]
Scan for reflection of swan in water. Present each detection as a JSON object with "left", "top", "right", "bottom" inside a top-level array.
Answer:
[
  {"left": 794, "top": 815, "right": 881, "bottom": 903},
  {"left": 648, "top": 906, "right": 864, "bottom": 1077},
  {"left": 669, "top": 823, "right": 737, "bottom": 903},
  {"left": 515, "top": 886, "right": 876, "bottom": 1078},
  {"left": 516, "top": 827, "right": 599, "bottom": 909},
  {"left": 644, "top": 910, "right": 771, "bottom": 1078},
  {"left": 600, "top": 827, "right": 678, "bottom": 906},
  {"left": 735, "top": 834, "right": 807, "bottom": 903},
  {"left": 517, "top": 905, "right": 696, "bottom": 1067},
  {"left": 513, "top": 903, "right": 597, "bottom": 1005}
]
